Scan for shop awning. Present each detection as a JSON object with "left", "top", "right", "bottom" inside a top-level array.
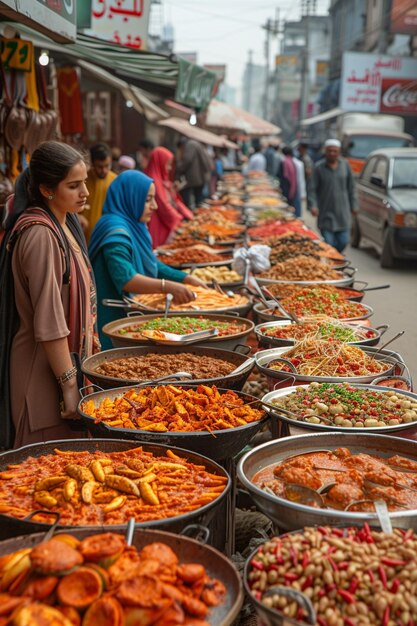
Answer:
[
  {"left": 300, "top": 107, "right": 343, "bottom": 126},
  {"left": 3, "top": 22, "right": 215, "bottom": 109},
  {"left": 158, "top": 117, "right": 238, "bottom": 149},
  {"left": 77, "top": 60, "right": 168, "bottom": 123},
  {"left": 204, "top": 99, "right": 281, "bottom": 136}
]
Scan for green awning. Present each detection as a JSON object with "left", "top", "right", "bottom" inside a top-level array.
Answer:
[{"left": 4, "top": 22, "right": 215, "bottom": 108}]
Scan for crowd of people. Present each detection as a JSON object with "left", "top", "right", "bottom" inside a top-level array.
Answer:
[{"left": 0, "top": 132, "right": 356, "bottom": 450}]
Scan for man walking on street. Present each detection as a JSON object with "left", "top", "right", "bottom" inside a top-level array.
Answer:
[{"left": 308, "top": 138, "right": 356, "bottom": 253}]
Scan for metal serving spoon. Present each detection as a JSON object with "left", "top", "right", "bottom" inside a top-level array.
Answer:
[
  {"left": 262, "top": 287, "right": 301, "bottom": 324},
  {"left": 164, "top": 293, "right": 173, "bottom": 319},
  {"left": 374, "top": 330, "right": 405, "bottom": 354}
]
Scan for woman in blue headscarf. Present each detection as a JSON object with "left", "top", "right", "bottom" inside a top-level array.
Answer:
[{"left": 89, "top": 170, "right": 203, "bottom": 349}]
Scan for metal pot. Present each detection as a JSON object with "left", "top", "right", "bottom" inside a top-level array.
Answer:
[
  {"left": 0, "top": 439, "right": 230, "bottom": 540},
  {"left": 0, "top": 526, "right": 243, "bottom": 626},
  {"left": 252, "top": 301, "right": 374, "bottom": 326},
  {"left": 256, "top": 266, "right": 356, "bottom": 288},
  {"left": 262, "top": 380, "right": 417, "bottom": 436},
  {"left": 77, "top": 387, "right": 269, "bottom": 462},
  {"left": 81, "top": 344, "right": 255, "bottom": 391},
  {"left": 237, "top": 432, "right": 417, "bottom": 531},
  {"left": 103, "top": 312, "right": 255, "bottom": 350},
  {"left": 254, "top": 320, "right": 388, "bottom": 349},
  {"left": 255, "top": 345, "right": 404, "bottom": 387}
]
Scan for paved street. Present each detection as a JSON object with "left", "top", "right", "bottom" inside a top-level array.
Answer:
[{"left": 303, "top": 210, "right": 417, "bottom": 381}]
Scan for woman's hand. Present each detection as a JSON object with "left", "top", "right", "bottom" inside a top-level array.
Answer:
[
  {"left": 166, "top": 281, "right": 196, "bottom": 305},
  {"left": 183, "top": 275, "right": 208, "bottom": 289},
  {"left": 61, "top": 380, "right": 81, "bottom": 420}
]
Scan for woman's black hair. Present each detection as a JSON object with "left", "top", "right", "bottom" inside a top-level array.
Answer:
[{"left": 4, "top": 141, "right": 85, "bottom": 232}]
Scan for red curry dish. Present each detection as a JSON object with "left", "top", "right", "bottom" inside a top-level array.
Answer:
[
  {"left": 253, "top": 447, "right": 417, "bottom": 512},
  {"left": 0, "top": 447, "right": 227, "bottom": 526}
]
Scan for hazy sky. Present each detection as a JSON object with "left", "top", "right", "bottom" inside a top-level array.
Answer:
[{"left": 160, "top": 0, "right": 330, "bottom": 100}]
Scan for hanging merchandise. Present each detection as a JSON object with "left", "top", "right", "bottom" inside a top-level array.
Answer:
[
  {"left": 57, "top": 66, "right": 84, "bottom": 135},
  {"left": 36, "top": 64, "right": 58, "bottom": 143}
]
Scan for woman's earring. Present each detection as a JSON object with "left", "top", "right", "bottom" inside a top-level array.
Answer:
[{"left": 48, "top": 195, "right": 54, "bottom": 200}]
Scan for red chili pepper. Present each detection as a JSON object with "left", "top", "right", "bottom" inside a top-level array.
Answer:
[
  {"left": 328, "top": 556, "right": 338, "bottom": 572},
  {"left": 327, "top": 546, "right": 337, "bottom": 554},
  {"left": 338, "top": 561, "right": 350, "bottom": 570},
  {"left": 302, "top": 552, "right": 309, "bottom": 568},
  {"left": 349, "top": 578, "right": 359, "bottom": 593},
  {"left": 378, "top": 565, "right": 388, "bottom": 589},
  {"left": 326, "top": 583, "right": 337, "bottom": 591},
  {"left": 404, "top": 528, "right": 414, "bottom": 542},
  {"left": 268, "top": 564, "right": 279, "bottom": 571},
  {"left": 381, "top": 557, "right": 407, "bottom": 567},
  {"left": 338, "top": 589, "right": 356, "bottom": 604},
  {"left": 289, "top": 546, "right": 298, "bottom": 567},
  {"left": 331, "top": 528, "right": 344, "bottom": 537},
  {"left": 284, "top": 572, "right": 299, "bottom": 582},
  {"left": 301, "top": 575, "right": 314, "bottom": 591},
  {"left": 318, "top": 589, "right": 327, "bottom": 598},
  {"left": 318, "top": 526, "right": 329, "bottom": 535},
  {"left": 254, "top": 590, "right": 262, "bottom": 601},
  {"left": 251, "top": 559, "right": 264, "bottom": 571},
  {"left": 317, "top": 618, "right": 327, "bottom": 626},
  {"left": 382, "top": 606, "right": 390, "bottom": 626},
  {"left": 344, "top": 618, "right": 356, "bottom": 626},
  {"left": 390, "top": 578, "right": 401, "bottom": 594},
  {"left": 366, "top": 568, "right": 375, "bottom": 583}
]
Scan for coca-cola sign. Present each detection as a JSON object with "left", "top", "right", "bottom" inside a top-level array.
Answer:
[{"left": 380, "top": 78, "right": 417, "bottom": 114}]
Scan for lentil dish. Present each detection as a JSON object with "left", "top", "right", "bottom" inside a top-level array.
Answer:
[
  {"left": 268, "top": 339, "right": 389, "bottom": 377},
  {"left": 271, "top": 382, "right": 417, "bottom": 428},
  {"left": 82, "top": 385, "right": 264, "bottom": 433},
  {"left": 247, "top": 525, "right": 417, "bottom": 625},
  {"left": 0, "top": 447, "right": 227, "bottom": 526},
  {"left": 253, "top": 447, "right": 417, "bottom": 512},
  {"left": 94, "top": 353, "right": 236, "bottom": 381},
  {"left": 0, "top": 532, "right": 225, "bottom": 625},
  {"left": 117, "top": 316, "right": 248, "bottom": 339}
]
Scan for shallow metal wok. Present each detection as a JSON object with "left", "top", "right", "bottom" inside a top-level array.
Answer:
[
  {"left": 255, "top": 345, "right": 406, "bottom": 386},
  {"left": 77, "top": 386, "right": 269, "bottom": 462},
  {"left": 82, "top": 344, "right": 255, "bottom": 392},
  {"left": 0, "top": 526, "right": 243, "bottom": 626},
  {"left": 257, "top": 266, "right": 357, "bottom": 287},
  {"left": 254, "top": 320, "right": 388, "bottom": 349},
  {"left": 237, "top": 432, "right": 417, "bottom": 532},
  {"left": 103, "top": 312, "right": 255, "bottom": 351},
  {"left": 0, "top": 439, "right": 230, "bottom": 540},
  {"left": 252, "top": 300, "right": 374, "bottom": 326},
  {"left": 262, "top": 381, "right": 417, "bottom": 436}
]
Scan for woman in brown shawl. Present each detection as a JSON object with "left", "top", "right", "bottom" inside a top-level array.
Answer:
[{"left": 1, "top": 141, "right": 96, "bottom": 448}]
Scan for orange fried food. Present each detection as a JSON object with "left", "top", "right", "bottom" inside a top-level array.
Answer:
[
  {"left": 12, "top": 603, "right": 74, "bottom": 626},
  {"left": 23, "top": 575, "right": 58, "bottom": 600},
  {"left": 327, "top": 483, "right": 365, "bottom": 508},
  {"left": 83, "top": 596, "right": 124, "bottom": 626},
  {"left": 79, "top": 533, "right": 125, "bottom": 563},
  {"left": 82, "top": 384, "right": 263, "bottom": 434},
  {"left": 116, "top": 575, "right": 163, "bottom": 607},
  {"left": 30, "top": 539, "right": 83, "bottom": 575},
  {"left": 140, "top": 543, "right": 178, "bottom": 569},
  {"left": 56, "top": 567, "right": 102, "bottom": 609}
]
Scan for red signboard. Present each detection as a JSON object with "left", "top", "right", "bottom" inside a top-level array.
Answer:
[
  {"left": 391, "top": 0, "right": 417, "bottom": 34},
  {"left": 380, "top": 78, "right": 417, "bottom": 114}
]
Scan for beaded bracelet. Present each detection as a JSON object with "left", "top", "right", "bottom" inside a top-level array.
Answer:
[{"left": 56, "top": 366, "right": 77, "bottom": 387}]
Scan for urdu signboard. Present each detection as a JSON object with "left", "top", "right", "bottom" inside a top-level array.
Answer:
[
  {"left": 340, "top": 52, "right": 417, "bottom": 115},
  {"left": 88, "top": 0, "right": 151, "bottom": 50}
]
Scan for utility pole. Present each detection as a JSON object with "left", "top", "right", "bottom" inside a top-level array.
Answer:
[
  {"left": 299, "top": 0, "right": 316, "bottom": 124},
  {"left": 262, "top": 13, "right": 280, "bottom": 121},
  {"left": 246, "top": 49, "right": 254, "bottom": 113}
]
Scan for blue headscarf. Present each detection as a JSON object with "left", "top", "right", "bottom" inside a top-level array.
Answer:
[{"left": 88, "top": 170, "right": 158, "bottom": 277}]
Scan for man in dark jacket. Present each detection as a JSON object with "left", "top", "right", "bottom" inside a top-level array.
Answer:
[
  {"left": 175, "top": 138, "right": 212, "bottom": 208},
  {"left": 308, "top": 138, "right": 356, "bottom": 253}
]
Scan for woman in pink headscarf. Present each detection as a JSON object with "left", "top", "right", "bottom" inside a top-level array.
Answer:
[{"left": 145, "top": 147, "right": 192, "bottom": 247}]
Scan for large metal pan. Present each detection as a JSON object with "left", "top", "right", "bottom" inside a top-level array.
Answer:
[
  {"left": 103, "top": 312, "right": 255, "bottom": 350},
  {"left": 107, "top": 296, "right": 253, "bottom": 318},
  {"left": 262, "top": 381, "right": 417, "bottom": 436},
  {"left": 252, "top": 300, "right": 374, "bottom": 326},
  {"left": 254, "top": 319, "right": 388, "bottom": 349},
  {"left": 255, "top": 345, "right": 406, "bottom": 387},
  {"left": 0, "top": 439, "right": 230, "bottom": 540},
  {"left": 77, "top": 386, "right": 269, "bottom": 462},
  {"left": 257, "top": 266, "right": 357, "bottom": 287},
  {"left": 0, "top": 526, "right": 243, "bottom": 626},
  {"left": 162, "top": 258, "right": 234, "bottom": 270},
  {"left": 237, "top": 432, "right": 417, "bottom": 531},
  {"left": 81, "top": 344, "right": 255, "bottom": 391}
]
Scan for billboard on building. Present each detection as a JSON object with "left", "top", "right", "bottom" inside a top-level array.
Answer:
[
  {"left": 0, "top": 0, "right": 76, "bottom": 42},
  {"left": 391, "top": 0, "right": 417, "bottom": 34},
  {"left": 340, "top": 51, "right": 417, "bottom": 115},
  {"left": 275, "top": 55, "right": 301, "bottom": 103},
  {"left": 88, "top": 0, "right": 151, "bottom": 49}
]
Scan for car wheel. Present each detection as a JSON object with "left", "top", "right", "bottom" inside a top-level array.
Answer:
[
  {"left": 380, "top": 228, "right": 395, "bottom": 269},
  {"left": 350, "top": 214, "right": 361, "bottom": 248}
]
